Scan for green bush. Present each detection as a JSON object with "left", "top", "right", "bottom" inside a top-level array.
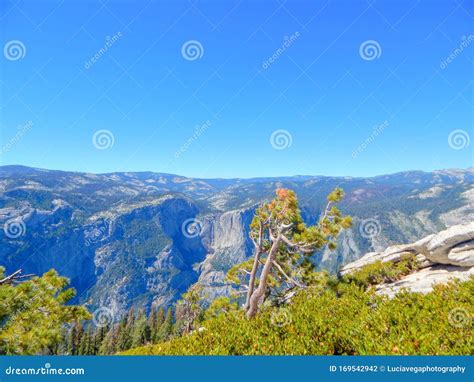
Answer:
[
  {"left": 124, "top": 274, "right": 473, "bottom": 356},
  {"left": 342, "top": 254, "right": 419, "bottom": 289}
]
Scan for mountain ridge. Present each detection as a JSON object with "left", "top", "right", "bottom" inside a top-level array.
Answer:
[
  {"left": 1, "top": 164, "right": 473, "bottom": 181},
  {"left": 1, "top": 165, "right": 472, "bottom": 318}
]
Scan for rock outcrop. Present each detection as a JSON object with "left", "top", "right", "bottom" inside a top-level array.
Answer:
[
  {"left": 197, "top": 208, "right": 254, "bottom": 301},
  {"left": 375, "top": 265, "right": 474, "bottom": 297},
  {"left": 2, "top": 166, "right": 473, "bottom": 315},
  {"left": 340, "top": 222, "right": 474, "bottom": 296}
]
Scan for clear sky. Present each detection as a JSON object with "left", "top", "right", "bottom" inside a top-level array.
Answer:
[{"left": 0, "top": 0, "right": 472, "bottom": 178}]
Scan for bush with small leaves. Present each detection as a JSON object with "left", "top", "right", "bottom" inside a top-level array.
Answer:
[{"left": 123, "top": 269, "right": 473, "bottom": 356}]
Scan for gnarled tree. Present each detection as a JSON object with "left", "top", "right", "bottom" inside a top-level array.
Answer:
[{"left": 227, "top": 188, "right": 351, "bottom": 318}]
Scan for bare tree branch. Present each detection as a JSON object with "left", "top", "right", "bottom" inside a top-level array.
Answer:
[
  {"left": 0, "top": 269, "right": 35, "bottom": 285},
  {"left": 272, "top": 260, "right": 305, "bottom": 289}
]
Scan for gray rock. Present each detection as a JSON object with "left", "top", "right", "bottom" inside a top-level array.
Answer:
[
  {"left": 375, "top": 265, "right": 474, "bottom": 297},
  {"left": 341, "top": 222, "right": 474, "bottom": 274},
  {"left": 425, "top": 222, "right": 474, "bottom": 266},
  {"left": 341, "top": 222, "right": 474, "bottom": 296},
  {"left": 2, "top": 165, "right": 473, "bottom": 316}
]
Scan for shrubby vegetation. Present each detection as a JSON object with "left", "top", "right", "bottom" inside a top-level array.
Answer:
[
  {"left": 56, "top": 256, "right": 473, "bottom": 356},
  {"left": 1, "top": 188, "right": 472, "bottom": 356},
  {"left": 122, "top": 189, "right": 472, "bottom": 355},
  {"left": 343, "top": 254, "right": 419, "bottom": 289},
  {"left": 124, "top": 276, "right": 473, "bottom": 356}
]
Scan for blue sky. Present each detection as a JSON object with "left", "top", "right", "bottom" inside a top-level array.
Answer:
[{"left": 0, "top": 0, "right": 472, "bottom": 178}]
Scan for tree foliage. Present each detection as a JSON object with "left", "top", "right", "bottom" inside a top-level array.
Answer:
[
  {"left": 0, "top": 267, "right": 90, "bottom": 355},
  {"left": 227, "top": 188, "right": 352, "bottom": 317},
  {"left": 124, "top": 274, "right": 474, "bottom": 356}
]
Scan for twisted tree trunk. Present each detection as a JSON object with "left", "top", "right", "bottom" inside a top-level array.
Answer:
[
  {"left": 244, "top": 248, "right": 261, "bottom": 310},
  {"left": 246, "top": 234, "right": 281, "bottom": 318},
  {"left": 245, "top": 223, "right": 263, "bottom": 310}
]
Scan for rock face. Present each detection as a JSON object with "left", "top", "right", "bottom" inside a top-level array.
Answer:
[
  {"left": 425, "top": 223, "right": 474, "bottom": 266},
  {"left": 340, "top": 222, "right": 474, "bottom": 296},
  {"left": 1, "top": 165, "right": 473, "bottom": 316},
  {"left": 375, "top": 265, "right": 474, "bottom": 297},
  {"left": 197, "top": 208, "right": 254, "bottom": 301}
]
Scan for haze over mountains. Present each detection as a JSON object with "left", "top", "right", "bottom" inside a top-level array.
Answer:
[{"left": 1, "top": 165, "right": 472, "bottom": 317}]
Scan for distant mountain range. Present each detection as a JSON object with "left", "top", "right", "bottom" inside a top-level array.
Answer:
[{"left": 1, "top": 165, "right": 472, "bottom": 317}]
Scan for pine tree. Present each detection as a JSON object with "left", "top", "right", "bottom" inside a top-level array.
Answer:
[
  {"left": 93, "top": 324, "right": 108, "bottom": 355},
  {"left": 115, "top": 308, "right": 133, "bottom": 351},
  {"left": 70, "top": 322, "right": 84, "bottom": 355},
  {"left": 131, "top": 309, "right": 150, "bottom": 348},
  {"left": 116, "top": 317, "right": 129, "bottom": 351},
  {"left": 99, "top": 324, "right": 119, "bottom": 355},
  {"left": 227, "top": 188, "right": 352, "bottom": 318},
  {"left": 147, "top": 307, "right": 157, "bottom": 341},
  {"left": 85, "top": 326, "right": 94, "bottom": 354},
  {"left": 0, "top": 268, "right": 90, "bottom": 355},
  {"left": 151, "top": 307, "right": 165, "bottom": 342},
  {"left": 158, "top": 308, "right": 173, "bottom": 341},
  {"left": 78, "top": 326, "right": 92, "bottom": 355},
  {"left": 174, "top": 286, "right": 203, "bottom": 335}
]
